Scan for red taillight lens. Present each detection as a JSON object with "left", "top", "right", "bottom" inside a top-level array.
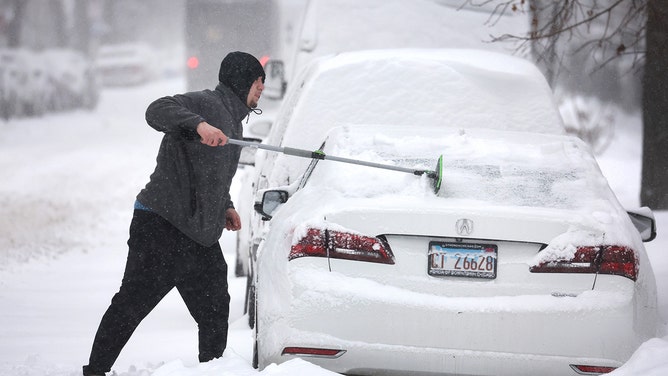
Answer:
[
  {"left": 530, "top": 246, "right": 637, "bottom": 281},
  {"left": 282, "top": 346, "right": 346, "bottom": 358},
  {"left": 186, "top": 56, "right": 199, "bottom": 69},
  {"left": 290, "top": 228, "right": 395, "bottom": 264},
  {"left": 259, "top": 55, "right": 270, "bottom": 67},
  {"left": 570, "top": 364, "right": 617, "bottom": 374},
  {"left": 290, "top": 228, "right": 327, "bottom": 258},
  {"left": 599, "top": 246, "right": 637, "bottom": 280}
]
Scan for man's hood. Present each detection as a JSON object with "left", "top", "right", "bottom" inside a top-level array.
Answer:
[{"left": 218, "top": 51, "right": 265, "bottom": 105}]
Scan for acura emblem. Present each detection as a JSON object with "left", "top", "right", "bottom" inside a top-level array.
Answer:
[{"left": 456, "top": 218, "right": 474, "bottom": 236}]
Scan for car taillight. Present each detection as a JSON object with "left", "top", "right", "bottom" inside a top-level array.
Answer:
[
  {"left": 530, "top": 246, "right": 637, "bottom": 281},
  {"left": 290, "top": 228, "right": 395, "bottom": 264},
  {"left": 570, "top": 364, "right": 617, "bottom": 374},
  {"left": 282, "top": 346, "right": 346, "bottom": 358}
]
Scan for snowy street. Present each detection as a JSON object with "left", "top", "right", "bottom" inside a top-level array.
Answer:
[
  {"left": 0, "top": 78, "right": 339, "bottom": 376},
  {"left": 1, "top": 77, "right": 667, "bottom": 375}
]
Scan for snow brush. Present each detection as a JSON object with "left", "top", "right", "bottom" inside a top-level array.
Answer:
[{"left": 227, "top": 138, "right": 444, "bottom": 193}]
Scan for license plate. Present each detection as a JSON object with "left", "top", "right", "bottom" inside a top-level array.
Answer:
[{"left": 428, "top": 242, "right": 498, "bottom": 279}]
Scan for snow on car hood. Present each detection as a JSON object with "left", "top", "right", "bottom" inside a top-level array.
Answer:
[{"left": 288, "top": 125, "right": 642, "bottom": 253}]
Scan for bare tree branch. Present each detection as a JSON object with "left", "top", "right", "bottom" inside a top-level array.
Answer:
[{"left": 479, "top": 0, "right": 647, "bottom": 75}]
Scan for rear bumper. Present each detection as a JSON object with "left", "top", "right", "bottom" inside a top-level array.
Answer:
[
  {"left": 256, "top": 269, "right": 657, "bottom": 375},
  {"left": 281, "top": 342, "right": 622, "bottom": 376}
]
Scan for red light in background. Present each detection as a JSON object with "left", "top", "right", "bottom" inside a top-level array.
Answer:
[
  {"left": 187, "top": 56, "right": 199, "bottom": 69},
  {"left": 259, "top": 55, "right": 270, "bottom": 67}
]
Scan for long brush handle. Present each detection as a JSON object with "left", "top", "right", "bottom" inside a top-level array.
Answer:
[{"left": 227, "top": 138, "right": 441, "bottom": 191}]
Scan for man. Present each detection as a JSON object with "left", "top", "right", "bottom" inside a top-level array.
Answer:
[{"left": 82, "top": 51, "right": 265, "bottom": 376}]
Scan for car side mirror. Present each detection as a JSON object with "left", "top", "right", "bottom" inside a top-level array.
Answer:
[
  {"left": 238, "top": 137, "right": 262, "bottom": 166},
  {"left": 627, "top": 207, "right": 657, "bottom": 242},
  {"left": 255, "top": 190, "right": 288, "bottom": 220},
  {"left": 263, "top": 60, "right": 286, "bottom": 100}
]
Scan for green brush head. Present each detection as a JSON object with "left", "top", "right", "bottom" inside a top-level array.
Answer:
[
  {"left": 429, "top": 154, "right": 443, "bottom": 194},
  {"left": 432, "top": 155, "right": 443, "bottom": 194}
]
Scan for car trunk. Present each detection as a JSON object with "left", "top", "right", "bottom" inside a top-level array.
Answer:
[{"left": 324, "top": 204, "right": 600, "bottom": 297}]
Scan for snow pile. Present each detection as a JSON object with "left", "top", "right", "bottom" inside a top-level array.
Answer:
[
  {"left": 609, "top": 338, "right": 668, "bottom": 376},
  {"left": 151, "top": 353, "right": 339, "bottom": 376}
]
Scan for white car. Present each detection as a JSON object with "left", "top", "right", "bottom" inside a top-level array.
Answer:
[
  {"left": 237, "top": 48, "right": 566, "bottom": 290},
  {"left": 233, "top": 96, "right": 277, "bottom": 277},
  {"left": 251, "top": 124, "right": 659, "bottom": 375}
]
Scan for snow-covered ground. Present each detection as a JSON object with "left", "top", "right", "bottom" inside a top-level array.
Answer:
[{"left": 0, "top": 77, "right": 666, "bottom": 376}]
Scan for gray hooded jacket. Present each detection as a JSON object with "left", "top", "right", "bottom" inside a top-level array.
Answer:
[{"left": 137, "top": 83, "right": 249, "bottom": 246}]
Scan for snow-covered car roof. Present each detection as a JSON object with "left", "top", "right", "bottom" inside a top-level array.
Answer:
[{"left": 276, "top": 48, "right": 564, "bottom": 150}]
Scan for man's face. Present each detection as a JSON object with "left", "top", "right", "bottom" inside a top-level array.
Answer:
[{"left": 246, "top": 77, "right": 264, "bottom": 108}]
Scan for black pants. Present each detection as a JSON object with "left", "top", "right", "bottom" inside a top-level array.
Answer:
[{"left": 83, "top": 210, "right": 230, "bottom": 375}]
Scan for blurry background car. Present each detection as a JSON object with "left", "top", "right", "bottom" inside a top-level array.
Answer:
[
  {"left": 94, "top": 42, "right": 157, "bottom": 87},
  {"left": 43, "top": 48, "right": 99, "bottom": 111},
  {"left": 1, "top": 48, "right": 99, "bottom": 120},
  {"left": 267, "top": 0, "right": 529, "bottom": 103},
  {"left": 23, "top": 50, "right": 52, "bottom": 116},
  {"left": 0, "top": 49, "right": 32, "bottom": 119}
]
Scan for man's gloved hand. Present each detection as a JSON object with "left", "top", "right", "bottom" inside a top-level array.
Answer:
[{"left": 196, "top": 121, "right": 228, "bottom": 147}]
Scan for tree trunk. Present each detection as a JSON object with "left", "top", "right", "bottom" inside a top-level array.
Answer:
[
  {"left": 527, "top": 0, "right": 560, "bottom": 87},
  {"left": 641, "top": 0, "right": 668, "bottom": 209},
  {"left": 72, "top": 0, "right": 91, "bottom": 55},
  {"left": 49, "top": 0, "right": 68, "bottom": 48},
  {"left": 6, "top": 0, "right": 25, "bottom": 47}
]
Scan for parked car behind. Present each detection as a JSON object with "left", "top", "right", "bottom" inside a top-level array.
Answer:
[
  {"left": 1, "top": 49, "right": 52, "bottom": 117},
  {"left": 0, "top": 49, "right": 32, "bottom": 119},
  {"left": 251, "top": 124, "right": 659, "bottom": 375},
  {"left": 42, "top": 48, "right": 99, "bottom": 111},
  {"left": 23, "top": 51, "right": 52, "bottom": 116},
  {"left": 94, "top": 43, "right": 157, "bottom": 87},
  {"left": 0, "top": 48, "right": 98, "bottom": 120}
]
